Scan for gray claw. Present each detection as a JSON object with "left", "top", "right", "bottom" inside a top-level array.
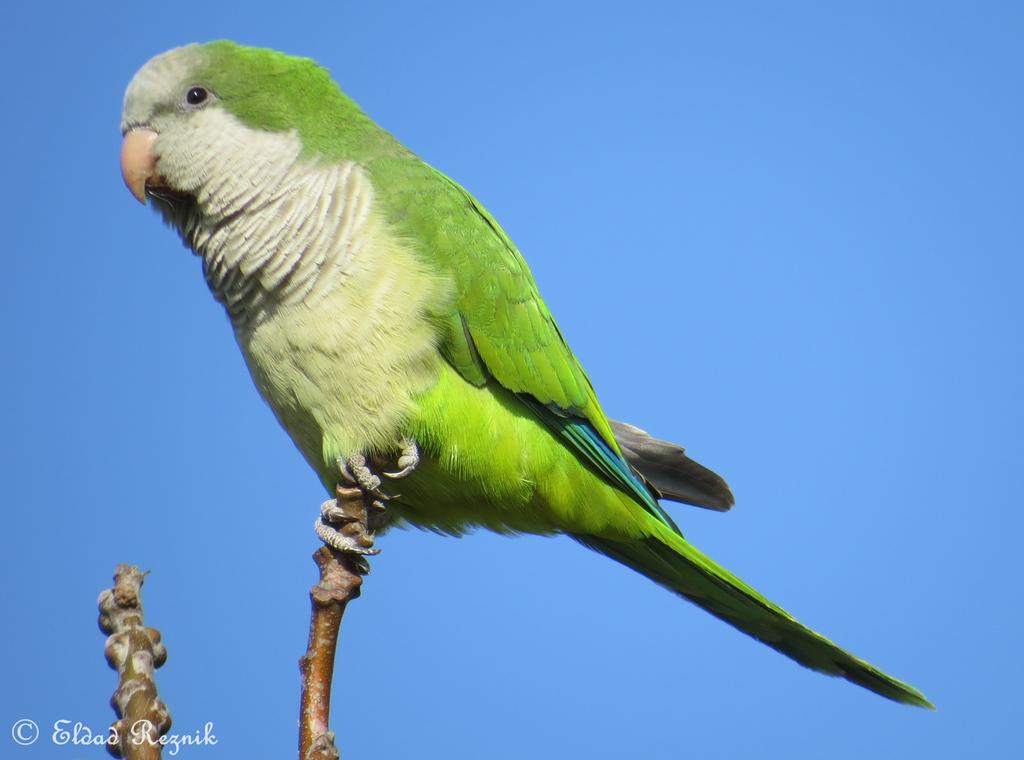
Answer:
[
  {"left": 367, "top": 498, "right": 397, "bottom": 532},
  {"left": 320, "top": 500, "right": 352, "bottom": 524},
  {"left": 383, "top": 438, "right": 420, "bottom": 479},
  {"left": 336, "top": 457, "right": 355, "bottom": 485}
]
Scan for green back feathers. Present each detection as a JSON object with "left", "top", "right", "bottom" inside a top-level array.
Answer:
[
  {"left": 365, "top": 156, "right": 679, "bottom": 528},
  {"left": 195, "top": 41, "right": 403, "bottom": 162},
  {"left": 367, "top": 156, "right": 616, "bottom": 434}
]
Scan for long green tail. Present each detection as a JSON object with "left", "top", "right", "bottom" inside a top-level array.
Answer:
[{"left": 574, "top": 529, "right": 933, "bottom": 708}]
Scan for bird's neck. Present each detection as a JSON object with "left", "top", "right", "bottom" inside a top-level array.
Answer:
[{"left": 156, "top": 111, "right": 374, "bottom": 329}]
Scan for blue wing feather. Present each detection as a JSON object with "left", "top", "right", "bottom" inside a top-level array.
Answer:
[{"left": 520, "top": 397, "right": 682, "bottom": 536}]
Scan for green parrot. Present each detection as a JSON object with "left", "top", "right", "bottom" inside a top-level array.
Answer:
[{"left": 120, "top": 41, "right": 931, "bottom": 708}]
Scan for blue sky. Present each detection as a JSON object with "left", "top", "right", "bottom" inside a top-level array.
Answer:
[{"left": 2, "top": 2, "right": 1021, "bottom": 758}]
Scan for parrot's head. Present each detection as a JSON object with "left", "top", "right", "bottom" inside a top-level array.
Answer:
[{"left": 120, "top": 41, "right": 379, "bottom": 218}]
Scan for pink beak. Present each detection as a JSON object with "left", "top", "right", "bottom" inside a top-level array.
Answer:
[{"left": 120, "top": 128, "right": 159, "bottom": 204}]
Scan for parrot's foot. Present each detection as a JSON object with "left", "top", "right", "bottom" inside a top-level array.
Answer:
[
  {"left": 315, "top": 487, "right": 380, "bottom": 560},
  {"left": 338, "top": 439, "right": 420, "bottom": 487},
  {"left": 314, "top": 440, "right": 421, "bottom": 559}
]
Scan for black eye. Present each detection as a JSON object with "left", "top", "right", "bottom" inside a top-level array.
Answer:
[{"left": 185, "top": 86, "right": 208, "bottom": 106}]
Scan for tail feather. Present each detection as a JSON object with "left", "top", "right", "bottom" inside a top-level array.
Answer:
[
  {"left": 610, "top": 419, "right": 735, "bottom": 512},
  {"left": 573, "top": 530, "right": 933, "bottom": 708}
]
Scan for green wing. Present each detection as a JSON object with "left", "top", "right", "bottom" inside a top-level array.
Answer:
[{"left": 370, "top": 156, "right": 675, "bottom": 527}]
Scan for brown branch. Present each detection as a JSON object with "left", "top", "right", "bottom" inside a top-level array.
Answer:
[
  {"left": 299, "top": 546, "right": 366, "bottom": 760},
  {"left": 97, "top": 565, "right": 171, "bottom": 759}
]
